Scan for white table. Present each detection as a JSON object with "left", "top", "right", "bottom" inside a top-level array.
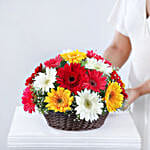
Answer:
[{"left": 8, "top": 106, "right": 141, "bottom": 150}]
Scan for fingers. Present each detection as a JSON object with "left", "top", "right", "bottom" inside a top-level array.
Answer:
[
  {"left": 120, "top": 100, "right": 129, "bottom": 111},
  {"left": 122, "top": 103, "right": 130, "bottom": 111}
]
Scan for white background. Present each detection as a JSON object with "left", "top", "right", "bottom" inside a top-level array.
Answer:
[{"left": 0, "top": 0, "right": 130, "bottom": 149}]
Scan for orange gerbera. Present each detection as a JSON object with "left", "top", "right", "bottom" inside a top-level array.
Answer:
[
  {"left": 104, "top": 82, "right": 124, "bottom": 112},
  {"left": 44, "top": 87, "right": 74, "bottom": 112}
]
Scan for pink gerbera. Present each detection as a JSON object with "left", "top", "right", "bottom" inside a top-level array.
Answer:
[
  {"left": 44, "top": 55, "right": 62, "bottom": 68},
  {"left": 83, "top": 70, "right": 107, "bottom": 92},
  {"left": 22, "top": 86, "right": 35, "bottom": 113}
]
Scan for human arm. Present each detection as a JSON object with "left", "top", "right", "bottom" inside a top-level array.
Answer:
[
  {"left": 104, "top": 31, "right": 132, "bottom": 68},
  {"left": 123, "top": 80, "right": 150, "bottom": 110},
  {"left": 104, "top": 31, "right": 150, "bottom": 109}
]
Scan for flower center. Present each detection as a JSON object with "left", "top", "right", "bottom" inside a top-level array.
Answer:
[
  {"left": 45, "top": 79, "right": 50, "bottom": 85},
  {"left": 57, "top": 98, "right": 62, "bottom": 103},
  {"left": 69, "top": 76, "right": 75, "bottom": 82},
  {"left": 95, "top": 65, "right": 101, "bottom": 70},
  {"left": 84, "top": 99, "right": 92, "bottom": 109},
  {"left": 90, "top": 80, "right": 97, "bottom": 87},
  {"left": 109, "top": 91, "right": 115, "bottom": 101}
]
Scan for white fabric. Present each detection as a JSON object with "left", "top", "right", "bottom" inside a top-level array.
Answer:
[
  {"left": 108, "top": 0, "right": 150, "bottom": 82},
  {"left": 107, "top": 0, "right": 128, "bottom": 36},
  {"left": 108, "top": 0, "right": 150, "bottom": 150}
]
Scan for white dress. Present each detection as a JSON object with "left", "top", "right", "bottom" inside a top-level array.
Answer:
[{"left": 108, "top": 0, "right": 150, "bottom": 149}]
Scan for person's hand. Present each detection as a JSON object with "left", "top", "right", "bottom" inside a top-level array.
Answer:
[
  {"left": 122, "top": 88, "right": 140, "bottom": 111},
  {"left": 122, "top": 79, "right": 150, "bottom": 111}
]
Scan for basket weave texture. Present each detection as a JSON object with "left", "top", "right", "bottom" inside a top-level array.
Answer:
[{"left": 44, "top": 111, "right": 109, "bottom": 131}]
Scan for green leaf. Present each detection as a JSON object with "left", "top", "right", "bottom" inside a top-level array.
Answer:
[
  {"left": 81, "top": 60, "right": 87, "bottom": 67},
  {"left": 59, "top": 60, "right": 67, "bottom": 68}
]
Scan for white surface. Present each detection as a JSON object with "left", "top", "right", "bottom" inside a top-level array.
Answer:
[{"left": 8, "top": 106, "right": 141, "bottom": 150}]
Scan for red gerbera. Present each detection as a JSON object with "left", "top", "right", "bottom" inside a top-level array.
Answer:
[
  {"left": 104, "top": 59, "right": 112, "bottom": 66},
  {"left": 25, "top": 63, "right": 43, "bottom": 86},
  {"left": 94, "top": 54, "right": 104, "bottom": 61},
  {"left": 56, "top": 63, "right": 87, "bottom": 94},
  {"left": 22, "top": 86, "right": 35, "bottom": 113},
  {"left": 87, "top": 50, "right": 112, "bottom": 66},
  {"left": 25, "top": 77, "right": 33, "bottom": 86},
  {"left": 94, "top": 54, "right": 112, "bottom": 66},
  {"left": 122, "top": 88, "right": 128, "bottom": 99},
  {"left": 111, "top": 70, "right": 124, "bottom": 86},
  {"left": 44, "top": 55, "right": 62, "bottom": 68},
  {"left": 87, "top": 50, "right": 97, "bottom": 58},
  {"left": 34, "top": 63, "right": 43, "bottom": 74},
  {"left": 83, "top": 70, "right": 107, "bottom": 92},
  {"left": 86, "top": 50, "right": 104, "bottom": 61}
]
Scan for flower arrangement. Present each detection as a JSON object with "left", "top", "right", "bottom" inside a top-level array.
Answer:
[{"left": 22, "top": 49, "right": 128, "bottom": 130}]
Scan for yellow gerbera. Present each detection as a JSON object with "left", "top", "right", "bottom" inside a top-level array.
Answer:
[
  {"left": 44, "top": 87, "right": 74, "bottom": 112},
  {"left": 61, "top": 49, "right": 87, "bottom": 64},
  {"left": 104, "top": 82, "right": 124, "bottom": 112}
]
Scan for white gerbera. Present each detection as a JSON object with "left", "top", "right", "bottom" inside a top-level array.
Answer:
[
  {"left": 85, "top": 58, "right": 97, "bottom": 70},
  {"left": 75, "top": 89, "right": 104, "bottom": 122},
  {"left": 33, "top": 68, "right": 57, "bottom": 92},
  {"left": 85, "top": 58, "right": 113, "bottom": 75}
]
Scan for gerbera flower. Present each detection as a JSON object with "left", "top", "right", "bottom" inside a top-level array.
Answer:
[
  {"left": 86, "top": 50, "right": 112, "bottom": 66},
  {"left": 33, "top": 68, "right": 57, "bottom": 92},
  {"left": 111, "top": 70, "right": 128, "bottom": 99},
  {"left": 22, "top": 86, "right": 35, "bottom": 113},
  {"left": 85, "top": 58, "right": 97, "bottom": 70},
  {"left": 94, "top": 54, "right": 104, "bottom": 61},
  {"left": 57, "top": 63, "right": 87, "bottom": 94},
  {"left": 83, "top": 70, "right": 107, "bottom": 92},
  {"left": 111, "top": 70, "right": 121, "bottom": 81},
  {"left": 122, "top": 88, "right": 128, "bottom": 99},
  {"left": 104, "top": 82, "right": 124, "bottom": 112},
  {"left": 86, "top": 50, "right": 97, "bottom": 58},
  {"left": 44, "top": 87, "right": 74, "bottom": 112},
  {"left": 75, "top": 89, "right": 104, "bottom": 122},
  {"left": 25, "top": 63, "right": 43, "bottom": 86},
  {"left": 85, "top": 58, "right": 112, "bottom": 75},
  {"left": 34, "top": 63, "right": 43, "bottom": 74},
  {"left": 25, "top": 77, "right": 33, "bottom": 86},
  {"left": 60, "top": 49, "right": 87, "bottom": 64},
  {"left": 44, "top": 55, "right": 62, "bottom": 68},
  {"left": 104, "top": 59, "right": 112, "bottom": 66}
]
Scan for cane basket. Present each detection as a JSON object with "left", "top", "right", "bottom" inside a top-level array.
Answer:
[{"left": 43, "top": 111, "right": 109, "bottom": 131}]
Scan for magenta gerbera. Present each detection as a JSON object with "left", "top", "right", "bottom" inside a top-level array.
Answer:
[
  {"left": 22, "top": 86, "right": 35, "bottom": 113},
  {"left": 56, "top": 63, "right": 87, "bottom": 94},
  {"left": 83, "top": 70, "right": 107, "bottom": 92},
  {"left": 44, "top": 55, "right": 62, "bottom": 68}
]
